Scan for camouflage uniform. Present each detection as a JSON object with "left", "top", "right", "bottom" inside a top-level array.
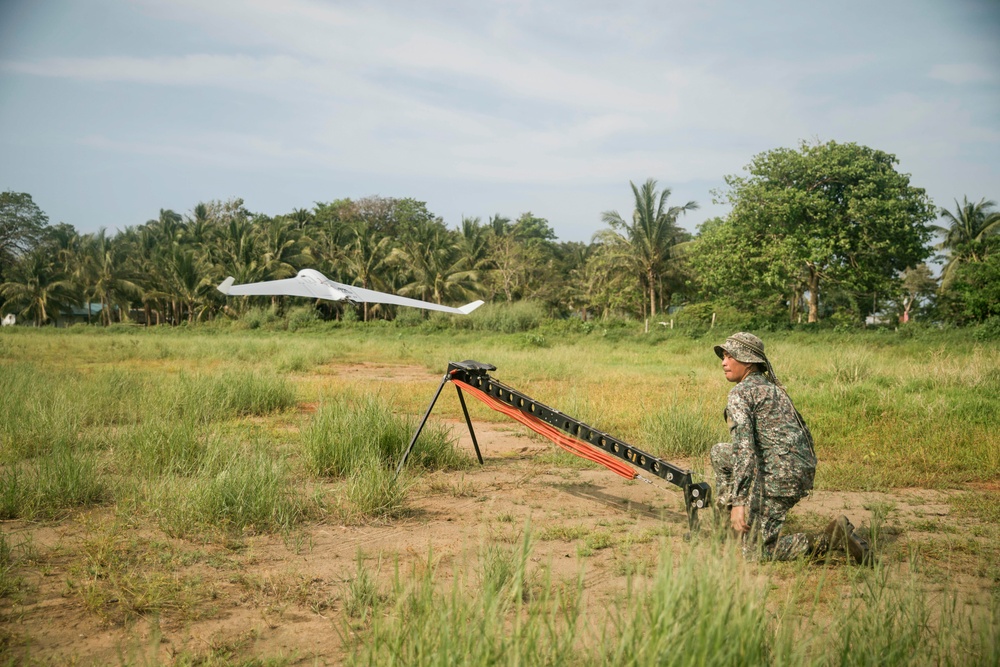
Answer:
[{"left": 711, "top": 333, "right": 817, "bottom": 562}]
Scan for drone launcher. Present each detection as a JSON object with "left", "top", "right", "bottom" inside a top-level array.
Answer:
[{"left": 397, "top": 360, "right": 712, "bottom": 529}]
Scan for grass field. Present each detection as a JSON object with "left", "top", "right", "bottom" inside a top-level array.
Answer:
[{"left": 0, "top": 320, "right": 997, "bottom": 665}]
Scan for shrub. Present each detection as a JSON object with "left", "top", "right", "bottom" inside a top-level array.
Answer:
[
  {"left": 459, "top": 301, "right": 546, "bottom": 333},
  {"left": 287, "top": 305, "right": 320, "bottom": 331}
]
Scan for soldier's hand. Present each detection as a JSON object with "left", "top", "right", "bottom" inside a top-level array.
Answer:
[{"left": 731, "top": 505, "right": 749, "bottom": 533}]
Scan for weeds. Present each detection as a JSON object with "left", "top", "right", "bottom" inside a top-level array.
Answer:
[
  {"left": 67, "top": 519, "right": 216, "bottom": 624},
  {"left": 344, "top": 552, "right": 385, "bottom": 621},
  {"left": 345, "top": 452, "right": 409, "bottom": 519}
]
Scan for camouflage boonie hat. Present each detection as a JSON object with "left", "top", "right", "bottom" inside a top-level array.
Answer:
[{"left": 713, "top": 332, "right": 767, "bottom": 364}]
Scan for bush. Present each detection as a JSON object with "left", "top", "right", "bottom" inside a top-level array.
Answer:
[
  {"left": 459, "top": 301, "right": 546, "bottom": 333},
  {"left": 973, "top": 316, "right": 1000, "bottom": 341},
  {"left": 241, "top": 306, "right": 282, "bottom": 330},
  {"left": 392, "top": 308, "right": 427, "bottom": 327},
  {"left": 287, "top": 305, "right": 319, "bottom": 331}
]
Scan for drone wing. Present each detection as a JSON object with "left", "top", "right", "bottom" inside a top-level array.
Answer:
[
  {"left": 217, "top": 276, "right": 335, "bottom": 300},
  {"left": 329, "top": 280, "right": 485, "bottom": 315}
]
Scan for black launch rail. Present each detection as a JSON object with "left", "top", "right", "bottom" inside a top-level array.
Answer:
[{"left": 397, "top": 360, "right": 712, "bottom": 530}]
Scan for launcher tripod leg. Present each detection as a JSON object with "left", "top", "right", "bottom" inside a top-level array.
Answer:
[
  {"left": 396, "top": 373, "right": 450, "bottom": 476},
  {"left": 455, "top": 386, "right": 484, "bottom": 465}
]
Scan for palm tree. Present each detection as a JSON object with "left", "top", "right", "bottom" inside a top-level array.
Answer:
[
  {"left": 933, "top": 197, "right": 1000, "bottom": 289},
  {"left": 456, "top": 217, "right": 492, "bottom": 275},
  {"left": 82, "top": 229, "right": 141, "bottom": 325},
  {"left": 600, "top": 179, "right": 698, "bottom": 317},
  {"left": 390, "top": 224, "right": 481, "bottom": 307},
  {"left": 342, "top": 218, "right": 394, "bottom": 321},
  {"left": 0, "top": 249, "right": 76, "bottom": 325},
  {"left": 165, "top": 247, "right": 214, "bottom": 323}
]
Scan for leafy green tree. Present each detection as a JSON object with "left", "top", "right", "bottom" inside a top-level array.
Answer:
[
  {"left": 600, "top": 179, "right": 697, "bottom": 318},
  {"left": 124, "top": 224, "right": 171, "bottom": 325},
  {"left": 933, "top": 197, "right": 1000, "bottom": 290},
  {"left": 939, "top": 236, "right": 1000, "bottom": 324},
  {"left": 310, "top": 199, "right": 355, "bottom": 280},
  {"left": 897, "top": 264, "right": 937, "bottom": 323},
  {"left": 164, "top": 247, "right": 215, "bottom": 323},
  {"left": 456, "top": 216, "right": 492, "bottom": 276},
  {"left": 687, "top": 216, "right": 798, "bottom": 322},
  {"left": 706, "top": 141, "right": 936, "bottom": 323},
  {"left": 578, "top": 240, "right": 644, "bottom": 318},
  {"left": 0, "top": 191, "right": 49, "bottom": 284}
]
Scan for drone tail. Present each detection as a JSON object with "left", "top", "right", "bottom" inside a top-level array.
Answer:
[{"left": 458, "top": 300, "right": 485, "bottom": 315}]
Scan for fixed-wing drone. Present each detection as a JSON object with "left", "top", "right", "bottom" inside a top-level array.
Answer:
[{"left": 217, "top": 269, "right": 484, "bottom": 315}]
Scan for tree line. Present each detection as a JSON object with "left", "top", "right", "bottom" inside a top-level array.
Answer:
[{"left": 1, "top": 140, "right": 997, "bottom": 328}]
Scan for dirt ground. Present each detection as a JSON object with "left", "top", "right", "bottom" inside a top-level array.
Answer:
[{"left": 0, "top": 365, "right": 988, "bottom": 665}]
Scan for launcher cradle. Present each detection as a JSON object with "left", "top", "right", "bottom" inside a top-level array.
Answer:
[{"left": 398, "top": 360, "right": 712, "bottom": 530}]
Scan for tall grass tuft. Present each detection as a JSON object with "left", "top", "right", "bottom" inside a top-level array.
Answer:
[
  {"left": 160, "top": 442, "right": 300, "bottom": 536},
  {"left": 601, "top": 543, "right": 784, "bottom": 666},
  {"left": 173, "top": 370, "right": 296, "bottom": 421},
  {"left": 347, "top": 529, "right": 583, "bottom": 666},
  {"left": 0, "top": 531, "right": 31, "bottom": 600},
  {"left": 344, "top": 551, "right": 386, "bottom": 620},
  {"left": 479, "top": 538, "right": 530, "bottom": 598},
  {"left": 111, "top": 414, "right": 211, "bottom": 477},
  {"left": 0, "top": 444, "right": 106, "bottom": 520},
  {"left": 302, "top": 394, "right": 466, "bottom": 477},
  {"left": 640, "top": 401, "right": 721, "bottom": 458},
  {"left": 823, "top": 562, "right": 1000, "bottom": 666},
  {"left": 346, "top": 452, "right": 410, "bottom": 519},
  {"left": 0, "top": 363, "right": 81, "bottom": 462},
  {"left": 197, "top": 447, "right": 299, "bottom": 533}
]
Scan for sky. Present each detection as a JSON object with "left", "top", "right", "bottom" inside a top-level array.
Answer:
[{"left": 1, "top": 0, "right": 998, "bottom": 243}]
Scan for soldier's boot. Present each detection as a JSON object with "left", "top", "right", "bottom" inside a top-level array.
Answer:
[
  {"left": 820, "top": 516, "right": 872, "bottom": 565},
  {"left": 808, "top": 533, "right": 830, "bottom": 558}
]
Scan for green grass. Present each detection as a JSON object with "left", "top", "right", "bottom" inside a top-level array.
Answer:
[
  {"left": 344, "top": 536, "right": 999, "bottom": 666},
  {"left": 161, "top": 442, "right": 302, "bottom": 536},
  {"left": 302, "top": 393, "right": 468, "bottom": 477},
  {"left": 0, "top": 443, "right": 106, "bottom": 520},
  {"left": 344, "top": 552, "right": 387, "bottom": 621},
  {"left": 345, "top": 451, "right": 410, "bottom": 519},
  {"left": 67, "top": 519, "right": 216, "bottom": 624},
  {"left": 0, "top": 324, "right": 997, "bottom": 663}
]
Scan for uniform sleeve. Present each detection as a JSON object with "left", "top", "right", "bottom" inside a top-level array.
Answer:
[{"left": 727, "top": 388, "right": 756, "bottom": 506}]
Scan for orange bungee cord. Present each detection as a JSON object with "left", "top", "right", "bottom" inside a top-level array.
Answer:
[{"left": 450, "top": 377, "right": 636, "bottom": 480}]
